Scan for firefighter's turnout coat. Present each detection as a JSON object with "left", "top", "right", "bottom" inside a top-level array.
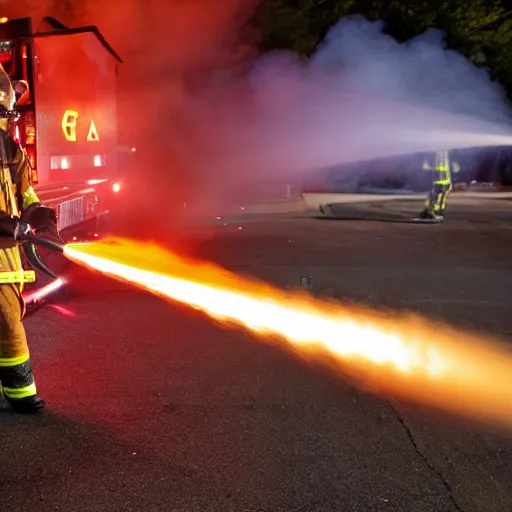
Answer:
[
  {"left": 0, "top": 64, "right": 41, "bottom": 402},
  {"left": 422, "top": 150, "right": 460, "bottom": 215}
]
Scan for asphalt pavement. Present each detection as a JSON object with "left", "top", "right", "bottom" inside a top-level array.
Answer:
[{"left": 2, "top": 197, "right": 512, "bottom": 512}]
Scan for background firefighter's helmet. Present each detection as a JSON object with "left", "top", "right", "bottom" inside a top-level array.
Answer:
[{"left": 0, "top": 63, "right": 16, "bottom": 131}]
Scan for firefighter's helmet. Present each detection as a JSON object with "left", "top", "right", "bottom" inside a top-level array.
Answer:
[{"left": 0, "top": 63, "right": 16, "bottom": 131}]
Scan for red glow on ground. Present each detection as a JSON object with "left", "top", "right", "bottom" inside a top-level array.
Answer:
[{"left": 49, "top": 304, "right": 78, "bottom": 318}]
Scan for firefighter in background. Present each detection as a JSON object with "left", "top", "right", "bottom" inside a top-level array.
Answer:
[
  {"left": 0, "top": 65, "right": 61, "bottom": 413},
  {"left": 419, "top": 150, "right": 460, "bottom": 220}
]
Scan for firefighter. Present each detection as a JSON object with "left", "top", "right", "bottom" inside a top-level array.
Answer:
[
  {"left": 419, "top": 150, "right": 460, "bottom": 220},
  {"left": 0, "top": 65, "right": 61, "bottom": 413}
]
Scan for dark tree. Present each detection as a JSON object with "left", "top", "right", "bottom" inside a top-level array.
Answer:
[{"left": 255, "top": 0, "right": 512, "bottom": 97}]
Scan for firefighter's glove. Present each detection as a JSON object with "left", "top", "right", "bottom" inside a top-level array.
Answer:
[
  {"left": 22, "top": 205, "right": 64, "bottom": 245},
  {"left": 0, "top": 212, "right": 24, "bottom": 239},
  {"left": 13, "top": 220, "right": 33, "bottom": 241}
]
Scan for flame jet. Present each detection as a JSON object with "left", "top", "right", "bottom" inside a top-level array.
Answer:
[{"left": 56, "top": 237, "right": 512, "bottom": 430}]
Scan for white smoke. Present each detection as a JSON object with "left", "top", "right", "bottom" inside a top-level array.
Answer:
[
  {"left": 189, "top": 15, "right": 512, "bottom": 208},
  {"left": 311, "top": 16, "right": 512, "bottom": 125}
]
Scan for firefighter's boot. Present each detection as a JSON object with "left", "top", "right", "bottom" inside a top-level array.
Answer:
[
  {"left": 419, "top": 208, "right": 442, "bottom": 220},
  {"left": 5, "top": 394, "right": 45, "bottom": 414},
  {"left": 419, "top": 210, "right": 444, "bottom": 221}
]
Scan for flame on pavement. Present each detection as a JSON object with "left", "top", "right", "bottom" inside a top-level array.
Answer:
[{"left": 64, "top": 237, "right": 512, "bottom": 427}]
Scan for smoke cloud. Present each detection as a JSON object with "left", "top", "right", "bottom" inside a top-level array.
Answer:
[
  {"left": 2, "top": 3, "right": 512, "bottom": 228},
  {"left": 194, "top": 15, "right": 512, "bottom": 209},
  {"left": 313, "top": 17, "right": 512, "bottom": 125}
]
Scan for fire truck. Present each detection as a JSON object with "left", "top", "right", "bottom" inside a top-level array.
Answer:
[{"left": 0, "top": 16, "right": 123, "bottom": 239}]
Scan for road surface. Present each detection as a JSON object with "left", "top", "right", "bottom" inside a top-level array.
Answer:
[{"left": 2, "top": 197, "right": 512, "bottom": 512}]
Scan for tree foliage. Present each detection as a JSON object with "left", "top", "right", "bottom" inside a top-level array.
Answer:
[{"left": 255, "top": 0, "right": 512, "bottom": 96}]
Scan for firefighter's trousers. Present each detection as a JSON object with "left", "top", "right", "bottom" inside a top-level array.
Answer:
[
  {"left": 424, "top": 183, "right": 452, "bottom": 215},
  {"left": 0, "top": 282, "right": 37, "bottom": 402}
]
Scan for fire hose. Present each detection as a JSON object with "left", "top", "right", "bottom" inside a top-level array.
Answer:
[
  {"left": 20, "top": 230, "right": 67, "bottom": 308},
  {"left": 22, "top": 231, "right": 65, "bottom": 278}
]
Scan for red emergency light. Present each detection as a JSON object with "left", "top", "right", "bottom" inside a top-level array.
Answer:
[{"left": 0, "top": 40, "right": 13, "bottom": 63}]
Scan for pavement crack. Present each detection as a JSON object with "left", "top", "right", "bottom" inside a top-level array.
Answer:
[{"left": 389, "top": 404, "right": 463, "bottom": 512}]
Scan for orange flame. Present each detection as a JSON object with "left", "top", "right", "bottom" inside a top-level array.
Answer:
[{"left": 64, "top": 237, "right": 512, "bottom": 428}]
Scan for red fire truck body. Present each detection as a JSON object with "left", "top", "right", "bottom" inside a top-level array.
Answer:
[{"left": 0, "top": 16, "right": 122, "bottom": 238}]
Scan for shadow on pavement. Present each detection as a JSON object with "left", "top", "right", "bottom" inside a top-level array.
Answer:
[
  {"left": 313, "top": 214, "right": 440, "bottom": 224},
  {"left": 308, "top": 199, "right": 512, "bottom": 225},
  {"left": 0, "top": 410, "right": 207, "bottom": 512}
]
